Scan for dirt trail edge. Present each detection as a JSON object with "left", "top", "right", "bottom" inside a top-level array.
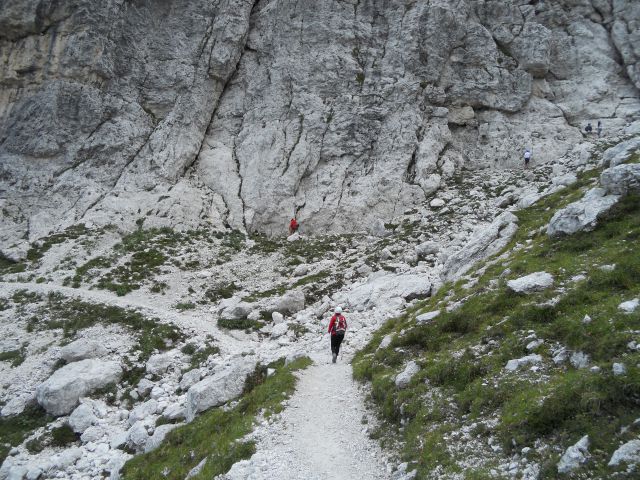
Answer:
[{"left": 219, "top": 349, "right": 390, "bottom": 480}]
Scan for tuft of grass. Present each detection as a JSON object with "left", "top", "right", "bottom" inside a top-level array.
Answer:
[
  {"left": 0, "top": 346, "right": 27, "bottom": 367},
  {"left": 121, "top": 357, "right": 312, "bottom": 480},
  {"left": 50, "top": 423, "right": 78, "bottom": 447},
  {"left": 204, "top": 282, "right": 239, "bottom": 303},
  {"left": 217, "top": 318, "right": 263, "bottom": 331},
  {"left": 0, "top": 405, "right": 52, "bottom": 463},
  {"left": 183, "top": 337, "right": 220, "bottom": 370},
  {"left": 174, "top": 302, "right": 196, "bottom": 312}
]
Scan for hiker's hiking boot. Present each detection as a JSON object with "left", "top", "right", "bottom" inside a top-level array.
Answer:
[{"left": 332, "top": 353, "right": 337, "bottom": 363}]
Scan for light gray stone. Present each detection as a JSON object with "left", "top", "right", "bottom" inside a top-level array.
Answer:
[
  {"left": 179, "top": 369, "right": 203, "bottom": 391},
  {"left": 600, "top": 163, "right": 640, "bottom": 196},
  {"left": 292, "top": 264, "right": 309, "bottom": 277},
  {"left": 69, "top": 403, "right": 97, "bottom": 434},
  {"left": 557, "top": 435, "right": 590, "bottom": 474},
  {"left": 378, "top": 335, "right": 393, "bottom": 350},
  {"left": 416, "top": 310, "right": 440, "bottom": 324},
  {"left": 60, "top": 339, "right": 108, "bottom": 363},
  {"left": 144, "top": 424, "right": 180, "bottom": 453},
  {"left": 128, "top": 399, "right": 159, "bottom": 426},
  {"left": 613, "top": 363, "right": 627, "bottom": 376},
  {"left": 608, "top": 439, "right": 640, "bottom": 467},
  {"left": 507, "top": 272, "right": 554, "bottom": 294},
  {"left": 126, "top": 421, "right": 150, "bottom": 452},
  {"left": 395, "top": 361, "right": 420, "bottom": 389},
  {"left": 547, "top": 188, "right": 620, "bottom": 237},
  {"left": 271, "top": 312, "right": 285, "bottom": 324},
  {"left": 600, "top": 137, "right": 640, "bottom": 167},
  {"left": 35, "top": 359, "right": 122, "bottom": 416},
  {"left": 570, "top": 351, "right": 590, "bottom": 369},
  {"left": 273, "top": 290, "right": 305, "bottom": 315},
  {"left": 145, "top": 353, "right": 174, "bottom": 375},
  {"left": 415, "top": 241, "right": 440, "bottom": 259},
  {"left": 619, "top": 298, "right": 640, "bottom": 313},
  {"left": 443, "top": 212, "right": 518, "bottom": 282},
  {"left": 505, "top": 355, "right": 542, "bottom": 372},
  {"left": 185, "top": 356, "right": 257, "bottom": 421}
]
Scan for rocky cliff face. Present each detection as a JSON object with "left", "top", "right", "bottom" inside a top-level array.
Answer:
[{"left": 1, "top": 0, "right": 639, "bottom": 258}]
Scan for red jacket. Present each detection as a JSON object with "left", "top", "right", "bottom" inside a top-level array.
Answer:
[
  {"left": 290, "top": 218, "right": 298, "bottom": 230},
  {"left": 328, "top": 314, "right": 347, "bottom": 336}
]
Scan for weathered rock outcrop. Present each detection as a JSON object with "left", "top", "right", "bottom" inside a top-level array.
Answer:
[
  {"left": 1, "top": 0, "right": 639, "bottom": 256},
  {"left": 35, "top": 359, "right": 122, "bottom": 416}
]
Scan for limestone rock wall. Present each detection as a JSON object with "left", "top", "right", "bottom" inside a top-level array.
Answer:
[{"left": 1, "top": 0, "right": 639, "bottom": 255}]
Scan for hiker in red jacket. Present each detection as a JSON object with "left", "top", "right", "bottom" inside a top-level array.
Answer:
[
  {"left": 328, "top": 307, "right": 347, "bottom": 363},
  {"left": 289, "top": 218, "right": 299, "bottom": 235}
]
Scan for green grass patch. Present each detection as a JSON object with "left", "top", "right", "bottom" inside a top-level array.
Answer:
[
  {"left": 0, "top": 404, "right": 52, "bottom": 463},
  {"left": 174, "top": 302, "right": 196, "bottom": 311},
  {"left": 353, "top": 157, "right": 640, "bottom": 476},
  {"left": 27, "top": 292, "right": 183, "bottom": 361},
  {"left": 0, "top": 346, "right": 26, "bottom": 367},
  {"left": 121, "top": 356, "right": 312, "bottom": 480},
  {"left": 217, "top": 318, "right": 263, "bottom": 331}
]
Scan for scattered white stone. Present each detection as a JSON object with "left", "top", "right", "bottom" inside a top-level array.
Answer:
[
  {"left": 430, "top": 198, "right": 446, "bottom": 208},
  {"left": 570, "top": 351, "right": 590, "bottom": 369},
  {"left": 292, "top": 264, "right": 309, "bottom": 276},
  {"left": 180, "top": 369, "right": 202, "bottom": 391},
  {"left": 272, "top": 312, "right": 285, "bottom": 324},
  {"left": 69, "top": 402, "right": 98, "bottom": 433},
  {"left": 590, "top": 365, "right": 601, "bottom": 373},
  {"left": 582, "top": 314, "right": 592, "bottom": 324},
  {"left": 613, "top": 363, "right": 627, "bottom": 376},
  {"left": 380, "top": 248, "right": 393, "bottom": 260},
  {"left": 557, "top": 435, "right": 590, "bottom": 474},
  {"left": 507, "top": 272, "right": 554, "bottom": 294},
  {"left": 378, "top": 335, "right": 393, "bottom": 350},
  {"left": 273, "top": 290, "right": 305, "bottom": 315},
  {"left": 286, "top": 232, "right": 300, "bottom": 242},
  {"left": 526, "top": 339, "right": 544, "bottom": 351},
  {"left": 547, "top": 188, "right": 620, "bottom": 237},
  {"left": 608, "top": 439, "right": 640, "bottom": 467},
  {"left": 416, "top": 310, "right": 440, "bottom": 324},
  {"left": 137, "top": 378, "right": 155, "bottom": 397},
  {"left": 395, "top": 361, "right": 420, "bottom": 389},
  {"left": 619, "top": 299, "right": 639, "bottom": 313},
  {"left": 505, "top": 355, "right": 542, "bottom": 371},
  {"left": 145, "top": 353, "right": 174, "bottom": 375},
  {"left": 271, "top": 323, "right": 289, "bottom": 339}
]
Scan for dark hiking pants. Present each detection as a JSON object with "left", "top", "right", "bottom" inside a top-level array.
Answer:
[{"left": 331, "top": 332, "right": 345, "bottom": 356}]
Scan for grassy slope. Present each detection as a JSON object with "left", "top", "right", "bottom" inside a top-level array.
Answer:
[
  {"left": 354, "top": 165, "right": 640, "bottom": 478},
  {"left": 122, "top": 356, "right": 312, "bottom": 480}
]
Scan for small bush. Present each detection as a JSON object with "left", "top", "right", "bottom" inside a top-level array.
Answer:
[{"left": 50, "top": 424, "right": 78, "bottom": 447}]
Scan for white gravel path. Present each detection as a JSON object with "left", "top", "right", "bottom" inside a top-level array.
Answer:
[{"left": 219, "top": 347, "right": 390, "bottom": 480}]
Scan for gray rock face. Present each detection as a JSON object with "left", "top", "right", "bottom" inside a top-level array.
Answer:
[
  {"left": 60, "top": 339, "right": 108, "bottom": 363},
  {"left": 608, "top": 439, "right": 640, "bottom": 467},
  {"left": 185, "top": 355, "right": 257, "bottom": 421},
  {"left": 557, "top": 435, "right": 590, "bottom": 474},
  {"left": 35, "top": 359, "right": 122, "bottom": 416},
  {"left": 395, "top": 361, "right": 420, "bottom": 389},
  {"left": 336, "top": 273, "right": 432, "bottom": 311},
  {"left": 144, "top": 423, "right": 180, "bottom": 453},
  {"left": 547, "top": 188, "right": 620, "bottom": 237},
  {"left": 443, "top": 212, "right": 518, "bottom": 282},
  {"left": 507, "top": 272, "right": 554, "bottom": 294},
  {"left": 273, "top": 290, "right": 305, "bottom": 315},
  {"left": 68, "top": 403, "right": 97, "bottom": 434},
  {"left": 145, "top": 353, "right": 174, "bottom": 375},
  {"left": 600, "top": 163, "right": 640, "bottom": 196},
  {"left": 600, "top": 137, "right": 640, "bottom": 167},
  {"left": 505, "top": 354, "right": 542, "bottom": 372},
  {"left": 1, "top": 0, "right": 639, "bottom": 254}
]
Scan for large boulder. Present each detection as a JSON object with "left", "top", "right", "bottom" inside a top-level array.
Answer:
[
  {"left": 507, "top": 272, "right": 554, "bottom": 294},
  {"left": 219, "top": 298, "right": 253, "bottom": 320},
  {"left": 60, "top": 339, "right": 108, "bottom": 363},
  {"left": 144, "top": 423, "right": 181, "bottom": 453},
  {"left": 336, "top": 273, "right": 432, "bottom": 311},
  {"left": 185, "top": 355, "right": 257, "bottom": 421},
  {"left": 35, "top": 359, "right": 122, "bottom": 416},
  {"left": 442, "top": 212, "right": 518, "bottom": 282},
  {"left": 558, "top": 435, "right": 590, "bottom": 474},
  {"left": 547, "top": 188, "right": 620, "bottom": 237},
  {"left": 608, "top": 439, "right": 640, "bottom": 467},
  {"left": 600, "top": 137, "right": 640, "bottom": 167},
  {"left": 600, "top": 163, "right": 640, "bottom": 196},
  {"left": 273, "top": 290, "right": 305, "bottom": 315},
  {"left": 145, "top": 353, "right": 174, "bottom": 375}
]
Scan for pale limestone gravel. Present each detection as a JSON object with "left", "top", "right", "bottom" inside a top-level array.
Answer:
[{"left": 219, "top": 349, "right": 390, "bottom": 480}]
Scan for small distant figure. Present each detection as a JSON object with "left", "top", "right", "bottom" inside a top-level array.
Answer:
[
  {"left": 524, "top": 148, "right": 532, "bottom": 169},
  {"left": 585, "top": 122, "right": 593, "bottom": 135},
  {"left": 597, "top": 120, "right": 603, "bottom": 137},
  {"left": 328, "top": 307, "right": 347, "bottom": 363},
  {"left": 289, "top": 217, "right": 299, "bottom": 235}
]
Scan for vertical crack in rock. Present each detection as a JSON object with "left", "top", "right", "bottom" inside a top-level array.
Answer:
[{"left": 283, "top": 114, "right": 304, "bottom": 175}]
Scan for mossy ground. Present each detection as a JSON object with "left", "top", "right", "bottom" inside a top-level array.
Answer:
[
  {"left": 353, "top": 165, "right": 640, "bottom": 478},
  {"left": 121, "top": 356, "right": 312, "bottom": 480}
]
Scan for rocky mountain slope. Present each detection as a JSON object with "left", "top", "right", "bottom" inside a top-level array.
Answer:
[
  {"left": 0, "top": 130, "right": 637, "bottom": 479},
  {"left": 2, "top": 0, "right": 640, "bottom": 260}
]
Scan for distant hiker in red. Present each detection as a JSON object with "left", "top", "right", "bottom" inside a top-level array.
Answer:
[
  {"left": 328, "top": 306, "right": 347, "bottom": 363},
  {"left": 289, "top": 218, "right": 299, "bottom": 235}
]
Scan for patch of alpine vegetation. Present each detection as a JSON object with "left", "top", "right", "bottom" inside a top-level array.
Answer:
[
  {"left": 121, "top": 356, "right": 312, "bottom": 480},
  {"left": 26, "top": 293, "right": 184, "bottom": 361},
  {"left": 354, "top": 168, "right": 640, "bottom": 478}
]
